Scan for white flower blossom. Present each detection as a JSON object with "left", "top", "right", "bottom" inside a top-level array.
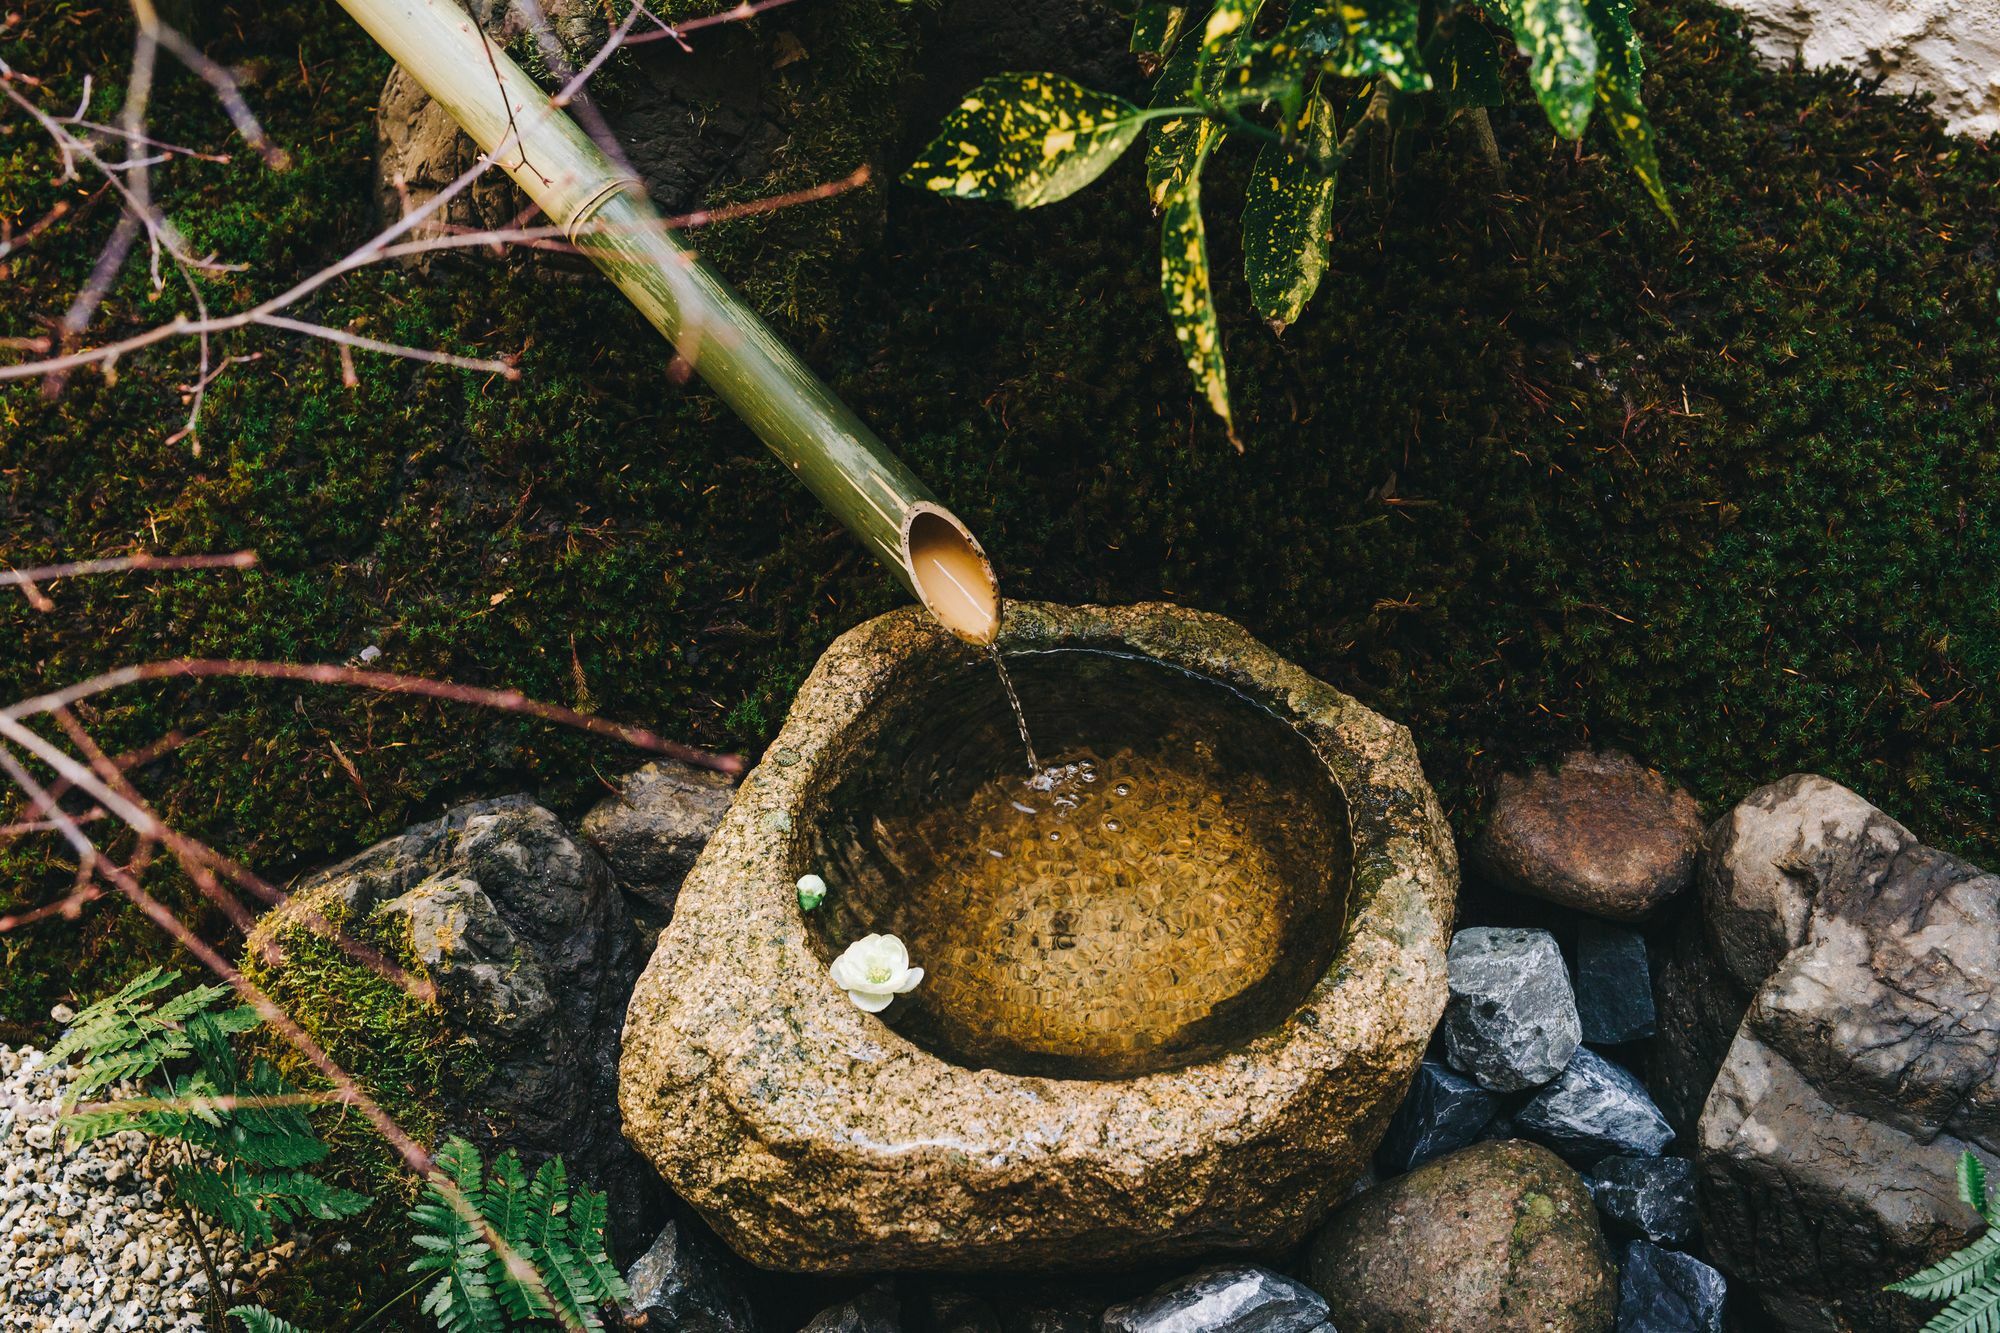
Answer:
[
  {"left": 829, "top": 933, "right": 924, "bottom": 1013},
  {"left": 797, "top": 873, "right": 827, "bottom": 911}
]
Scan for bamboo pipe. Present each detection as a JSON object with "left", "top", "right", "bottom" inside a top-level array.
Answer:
[{"left": 333, "top": 0, "right": 1002, "bottom": 645}]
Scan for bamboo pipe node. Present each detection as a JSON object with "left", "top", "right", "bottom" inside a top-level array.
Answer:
[{"left": 565, "top": 175, "right": 644, "bottom": 243}]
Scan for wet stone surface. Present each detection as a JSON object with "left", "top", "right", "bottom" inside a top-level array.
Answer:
[
  {"left": 1518, "top": 1048, "right": 1674, "bottom": 1165},
  {"left": 1477, "top": 750, "right": 1703, "bottom": 921},
  {"left": 620, "top": 1217, "right": 759, "bottom": 1333},
  {"left": 1100, "top": 1266, "right": 1332, "bottom": 1333},
  {"left": 1376, "top": 1059, "right": 1498, "bottom": 1176},
  {"left": 1614, "top": 1241, "right": 1726, "bottom": 1333},
  {"left": 1574, "top": 921, "right": 1657, "bottom": 1045},
  {"left": 620, "top": 603, "right": 1457, "bottom": 1271},
  {"left": 1588, "top": 1155, "right": 1698, "bottom": 1246},
  {"left": 1440, "top": 927, "right": 1582, "bottom": 1092},
  {"left": 1307, "top": 1140, "right": 1617, "bottom": 1333}
]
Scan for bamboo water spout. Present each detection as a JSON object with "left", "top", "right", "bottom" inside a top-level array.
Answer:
[{"left": 333, "top": 0, "right": 1001, "bottom": 645}]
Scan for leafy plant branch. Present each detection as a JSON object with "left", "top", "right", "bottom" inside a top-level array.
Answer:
[{"left": 905, "top": 0, "right": 1677, "bottom": 444}]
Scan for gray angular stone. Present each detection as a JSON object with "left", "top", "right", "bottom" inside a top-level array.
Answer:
[
  {"left": 1101, "top": 1266, "right": 1330, "bottom": 1333},
  {"left": 805, "top": 1283, "right": 903, "bottom": 1333},
  {"left": 1441, "top": 927, "right": 1582, "bottom": 1092},
  {"left": 1615, "top": 1241, "right": 1724, "bottom": 1333},
  {"left": 1588, "top": 1155, "right": 1697, "bottom": 1246},
  {"left": 1376, "top": 1059, "right": 1497, "bottom": 1176},
  {"left": 1575, "top": 921, "right": 1656, "bottom": 1045},
  {"left": 580, "top": 758, "right": 735, "bottom": 912},
  {"left": 621, "top": 1218, "right": 757, "bottom": 1333},
  {"left": 1517, "top": 1048, "right": 1673, "bottom": 1164}
]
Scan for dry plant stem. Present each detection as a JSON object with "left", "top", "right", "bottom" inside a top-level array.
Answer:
[
  {"left": 1465, "top": 107, "right": 1504, "bottom": 180},
  {"left": 1, "top": 550, "right": 257, "bottom": 600},
  {"left": 2, "top": 657, "right": 746, "bottom": 774}
]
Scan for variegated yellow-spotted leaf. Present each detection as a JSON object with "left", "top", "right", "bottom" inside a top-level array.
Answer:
[
  {"left": 1332, "top": 0, "right": 1433, "bottom": 92},
  {"left": 1131, "top": 1, "right": 1191, "bottom": 70},
  {"left": 1201, "top": 0, "right": 1261, "bottom": 54},
  {"left": 1147, "top": 0, "right": 1268, "bottom": 208},
  {"left": 1145, "top": 33, "right": 1224, "bottom": 208},
  {"left": 1242, "top": 93, "right": 1338, "bottom": 330},
  {"left": 1159, "top": 147, "right": 1235, "bottom": 445},
  {"left": 902, "top": 74, "right": 1145, "bottom": 210},
  {"left": 1587, "top": 0, "right": 1674, "bottom": 220},
  {"left": 1496, "top": 0, "right": 1597, "bottom": 139}
]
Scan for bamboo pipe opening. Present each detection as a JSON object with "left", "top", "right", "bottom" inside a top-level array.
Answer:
[{"left": 904, "top": 505, "right": 1001, "bottom": 646}]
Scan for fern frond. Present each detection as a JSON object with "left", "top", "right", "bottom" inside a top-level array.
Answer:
[
  {"left": 527, "top": 1156, "right": 571, "bottom": 1253},
  {"left": 1890, "top": 1229, "right": 2000, "bottom": 1301},
  {"left": 412, "top": 1138, "right": 507, "bottom": 1333},
  {"left": 228, "top": 1305, "right": 310, "bottom": 1333},
  {"left": 565, "top": 1189, "right": 627, "bottom": 1306},
  {"left": 536, "top": 1240, "right": 607, "bottom": 1333},
  {"left": 1922, "top": 1280, "right": 2000, "bottom": 1333},
  {"left": 1965, "top": 1154, "right": 1991, "bottom": 1222}
]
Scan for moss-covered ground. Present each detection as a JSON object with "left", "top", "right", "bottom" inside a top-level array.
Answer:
[
  {"left": 6, "top": 0, "right": 1998, "bottom": 1024},
  {"left": 3, "top": 4, "right": 1997, "bottom": 1314}
]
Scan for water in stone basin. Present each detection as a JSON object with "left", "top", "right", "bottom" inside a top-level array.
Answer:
[{"left": 810, "top": 649, "right": 1351, "bottom": 1079}]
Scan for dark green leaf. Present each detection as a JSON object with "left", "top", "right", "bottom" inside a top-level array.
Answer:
[
  {"left": 1423, "top": 14, "right": 1506, "bottom": 109},
  {"left": 1496, "top": 0, "right": 1597, "bottom": 138},
  {"left": 1243, "top": 93, "right": 1338, "bottom": 329},
  {"left": 903, "top": 74, "right": 1144, "bottom": 209},
  {"left": 1967, "top": 1153, "right": 1992, "bottom": 1221}
]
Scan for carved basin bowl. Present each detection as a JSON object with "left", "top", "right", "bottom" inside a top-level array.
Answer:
[{"left": 618, "top": 602, "right": 1456, "bottom": 1271}]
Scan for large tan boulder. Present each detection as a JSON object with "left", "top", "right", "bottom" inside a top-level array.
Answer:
[
  {"left": 619, "top": 603, "right": 1457, "bottom": 1271},
  {"left": 1305, "top": 1140, "right": 1617, "bottom": 1333}
]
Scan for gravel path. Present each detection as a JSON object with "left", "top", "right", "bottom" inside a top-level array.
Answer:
[{"left": 0, "top": 1045, "right": 276, "bottom": 1332}]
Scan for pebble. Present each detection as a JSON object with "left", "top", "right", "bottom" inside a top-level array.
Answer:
[{"left": 0, "top": 1044, "right": 281, "bottom": 1332}]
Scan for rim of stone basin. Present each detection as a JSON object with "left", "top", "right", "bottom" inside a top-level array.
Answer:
[{"left": 619, "top": 601, "right": 1457, "bottom": 1271}]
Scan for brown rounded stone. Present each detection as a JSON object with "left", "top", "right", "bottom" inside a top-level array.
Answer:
[
  {"left": 618, "top": 602, "right": 1458, "bottom": 1272},
  {"left": 1476, "top": 750, "right": 1702, "bottom": 920},
  {"left": 1305, "top": 1140, "right": 1617, "bottom": 1333}
]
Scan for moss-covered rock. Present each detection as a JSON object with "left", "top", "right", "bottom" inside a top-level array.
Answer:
[
  {"left": 239, "top": 796, "right": 656, "bottom": 1320},
  {"left": 1306, "top": 1140, "right": 1618, "bottom": 1331}
]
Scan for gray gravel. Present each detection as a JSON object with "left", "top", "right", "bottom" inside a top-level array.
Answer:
[{"left": 1, "top": 1044, "right": 280, "bottom": 1332}]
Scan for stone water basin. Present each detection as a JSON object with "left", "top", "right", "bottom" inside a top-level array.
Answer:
[{"left": 618, "top": 602, "right": 1457, "bottom": 1271}]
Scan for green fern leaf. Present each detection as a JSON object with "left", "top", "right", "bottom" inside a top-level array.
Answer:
[
  {"left": 564, "top": 1188, "right": 627, "bottom": 1306},
  {"left": 482, "top": 1152, "right": 552, "bottom": 1323},
  {"left": 229, "top": 1306, "right": 309, "bottom": 1333},
  {"left": 1965, "top": 1153, "right": 1991, "bottom": 1221},
  {"left": 410, "top": 1142, "right": 505, "bottom": 1333},
  {"left": 1923, "top": 1280, "right": 2000, "bottom": 1333},
  {"left": 537, "top": 1241, "right": 607, "bottom": 1333},
  {"left": 1890, "top": 1229, "right": 2000, "bottom": 1301}
]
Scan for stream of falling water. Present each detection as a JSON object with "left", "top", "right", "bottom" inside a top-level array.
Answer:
[{"left": 986, "top": 646, "right": 1040, "bottom": 777}]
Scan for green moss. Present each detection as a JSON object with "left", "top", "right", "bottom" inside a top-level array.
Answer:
[
  {"left": 5, "top": 2, "right": 2000, "bottom": 1315},
  {"left": 237, "top": 892, "right": 489, "bottom": 1326}
]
